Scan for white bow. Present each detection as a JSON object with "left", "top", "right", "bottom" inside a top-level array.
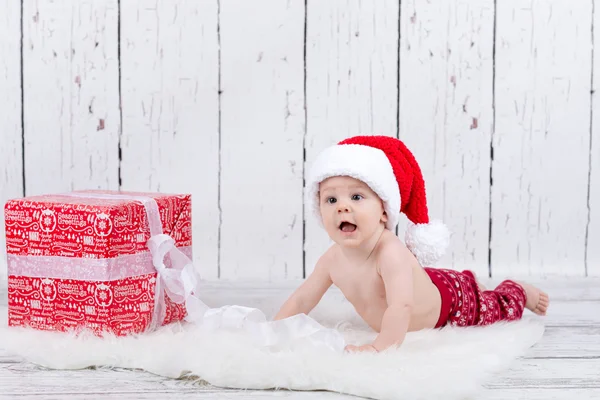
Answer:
[{"left": 146, "top": 233, "right": 199, "bottom": 304}]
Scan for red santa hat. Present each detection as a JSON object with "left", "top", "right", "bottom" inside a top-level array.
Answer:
[{"left": 307, "top": 135, "right": 450, "bottom": 266}]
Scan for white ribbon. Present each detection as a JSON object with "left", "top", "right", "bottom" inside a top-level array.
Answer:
[
  {"left": 62, "top": 192, "right": 345, "bottom": 352},
  {"left": 144, "top": 233, "right": 207, "bottom": 331}
]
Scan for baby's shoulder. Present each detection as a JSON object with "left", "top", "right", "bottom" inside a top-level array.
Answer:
[
  {"left": 327, "top": 243, "right": 346, "bottom": 263},
  {"left": 374, "top": 231, "right": 416, "bottom": 265},
  {"left": 315, "top": 243, "right": 342, "bottom": 269},
  {"left": 376, "top": 230, "right": 408, "bottom": 254}
]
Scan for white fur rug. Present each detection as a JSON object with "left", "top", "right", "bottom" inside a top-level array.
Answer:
[{"left": 0, "top": 288, "right": 544, "bottom": 400}]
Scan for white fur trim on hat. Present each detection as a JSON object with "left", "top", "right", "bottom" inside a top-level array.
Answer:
[
  {"left": 405, "top": 220, "right": 451, "bottom": 266},
  {"left": 306, "top": 144, "right": 400, "bottom": 229}
]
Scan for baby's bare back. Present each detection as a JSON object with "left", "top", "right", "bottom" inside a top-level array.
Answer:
[{"left": 329, "top": 234, "right": 442, "bottom": 333}]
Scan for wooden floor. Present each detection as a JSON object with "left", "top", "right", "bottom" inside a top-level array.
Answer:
[{"left": 1, "top": 277, "right": 599, "bottom": 399}]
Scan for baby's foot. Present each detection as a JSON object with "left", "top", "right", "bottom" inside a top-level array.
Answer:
[{"left": 518, "top": 281, "right": 549, "bottom": 315}]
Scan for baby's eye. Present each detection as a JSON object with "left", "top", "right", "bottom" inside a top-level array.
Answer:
[
  {"left": 351, "top": 194, "right": 363, "bottom": 201},
  {"left": 326, "top": 197, "right": 337, "bottom": 204}
]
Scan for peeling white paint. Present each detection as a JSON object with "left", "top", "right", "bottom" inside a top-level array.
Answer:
[{"left": 22, "top": 0, "right": 120, "bottom": 195}]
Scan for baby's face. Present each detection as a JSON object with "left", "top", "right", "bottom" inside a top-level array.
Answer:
[{"left": 318, "top": 176, "right": 388, "bottom": 247}]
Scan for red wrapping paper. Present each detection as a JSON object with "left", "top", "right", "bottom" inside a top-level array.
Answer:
[{"left": 3, "top": 190, "right": 192, "bottom": 336}]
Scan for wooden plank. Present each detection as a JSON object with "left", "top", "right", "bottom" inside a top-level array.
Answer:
[
  {"left": 1, "top": 390, "right": 346, "bottom": 400},
  {"left": 0, "top": 363, "right": 200, "bottom": 395},
  {"left": 588, "top": 2, "right": 600, "bottom": 277},
  {"left": 486, "top": 358, "right": 600, "bottom": 389},
  {"left": 527, "top": 325, "right": 600, "bottom": 359},
  {"left": 541, "top": 301, "right": 600, "bottom": 327},
  {"left": 0, "top": 356, "right": 19, "bottom": 364},
  {"left": 0, "top": 360, "right": 347, "bottom": 398},
  {"left": 304, "top": 0, "right": 399, "bottom": 276},
  {"left": 483, "top": 388, "right": 600, "bottom": 400},
  {"left": 119, "top": 0, "right": 220, "bottom": 279},
  {"left": 0, "top": 392, "right": 347, "bottom": 400},
  {"left": 22, "top": 0, "right": 120, "bottom": 195},
  {"left": 492, "top": 1, "right": 593, "bottom": 277},
  {"left": 0, "top": 0, "right": 23, "bottom": 289},
  {"left": 219, "top": 0, "right": 304, "bottom": 280},
  {"left": 398, "top": 0, "right": 494, "bottom": 275},
  {"left": 0, "top": 352, "right": 347, "bottom": 397},
  {"left": 3, "top": 356, "right": 598, "bottom": 396}
]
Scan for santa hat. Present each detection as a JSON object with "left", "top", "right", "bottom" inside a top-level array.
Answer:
[{"left": 307, "top": 135, "right": 450, "bottom": 266}]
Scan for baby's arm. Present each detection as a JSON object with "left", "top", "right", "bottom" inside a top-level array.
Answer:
[
  {"left": 371, "top": 241, "right": 415, "bottom": 352},
  {"left": 273, "top": 249, "right": 334, "bottom": 320}
]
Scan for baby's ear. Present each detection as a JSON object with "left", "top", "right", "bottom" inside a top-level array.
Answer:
[{"left": 381, "top": 211, "right": 388, "bottom": 223}]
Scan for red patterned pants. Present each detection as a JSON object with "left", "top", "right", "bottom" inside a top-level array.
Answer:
[{"left": 424, "top": 268, "right": 527, "bottom": 328}]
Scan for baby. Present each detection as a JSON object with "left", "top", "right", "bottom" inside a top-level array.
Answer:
[{"left": 274, "top": 135, "right": 549, "bottom": 353}]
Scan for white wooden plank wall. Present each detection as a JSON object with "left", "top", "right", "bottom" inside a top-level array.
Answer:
[
  {"left": 492, "top": 1, "right": 593, "bottom": 278},
  {"left": 590, "top": 1, "right": 600, "bottom": 277},
  {"left": 22, "top": 0, "right": 120, "bottom": 195},
  {"left": 398, "top": 0, "right": 495, "bottom": 278},
  {"left": 0, "top": 0, "right": 599, "bottom": 283},
  {"left": 0, "top": 0, "right": 23, "bottom": 287},
  {"left": 219, "top": 0, "right": 305, "bottom": 280}
]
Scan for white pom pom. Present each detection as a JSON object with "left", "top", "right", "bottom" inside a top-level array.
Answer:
[{"left": 404, "top": 220, "right": 451, "bottom": 266}]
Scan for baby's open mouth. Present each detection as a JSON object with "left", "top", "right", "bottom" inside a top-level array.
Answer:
[{"left": 339, "top": 222, "right": 357, "bottom": 233}]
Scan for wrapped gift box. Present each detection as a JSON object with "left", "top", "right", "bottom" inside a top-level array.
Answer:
[{"left": 3, "top": 190, "right": 193, "bottom": 336}]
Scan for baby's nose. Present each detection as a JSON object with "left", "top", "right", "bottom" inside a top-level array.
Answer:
[{"left": 337, "top": 204, "right": 350, "bottom": 213}]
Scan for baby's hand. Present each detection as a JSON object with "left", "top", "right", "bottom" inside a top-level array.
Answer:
[{"left": 344, "top": 344, "right": 378, "bottom": 353}]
